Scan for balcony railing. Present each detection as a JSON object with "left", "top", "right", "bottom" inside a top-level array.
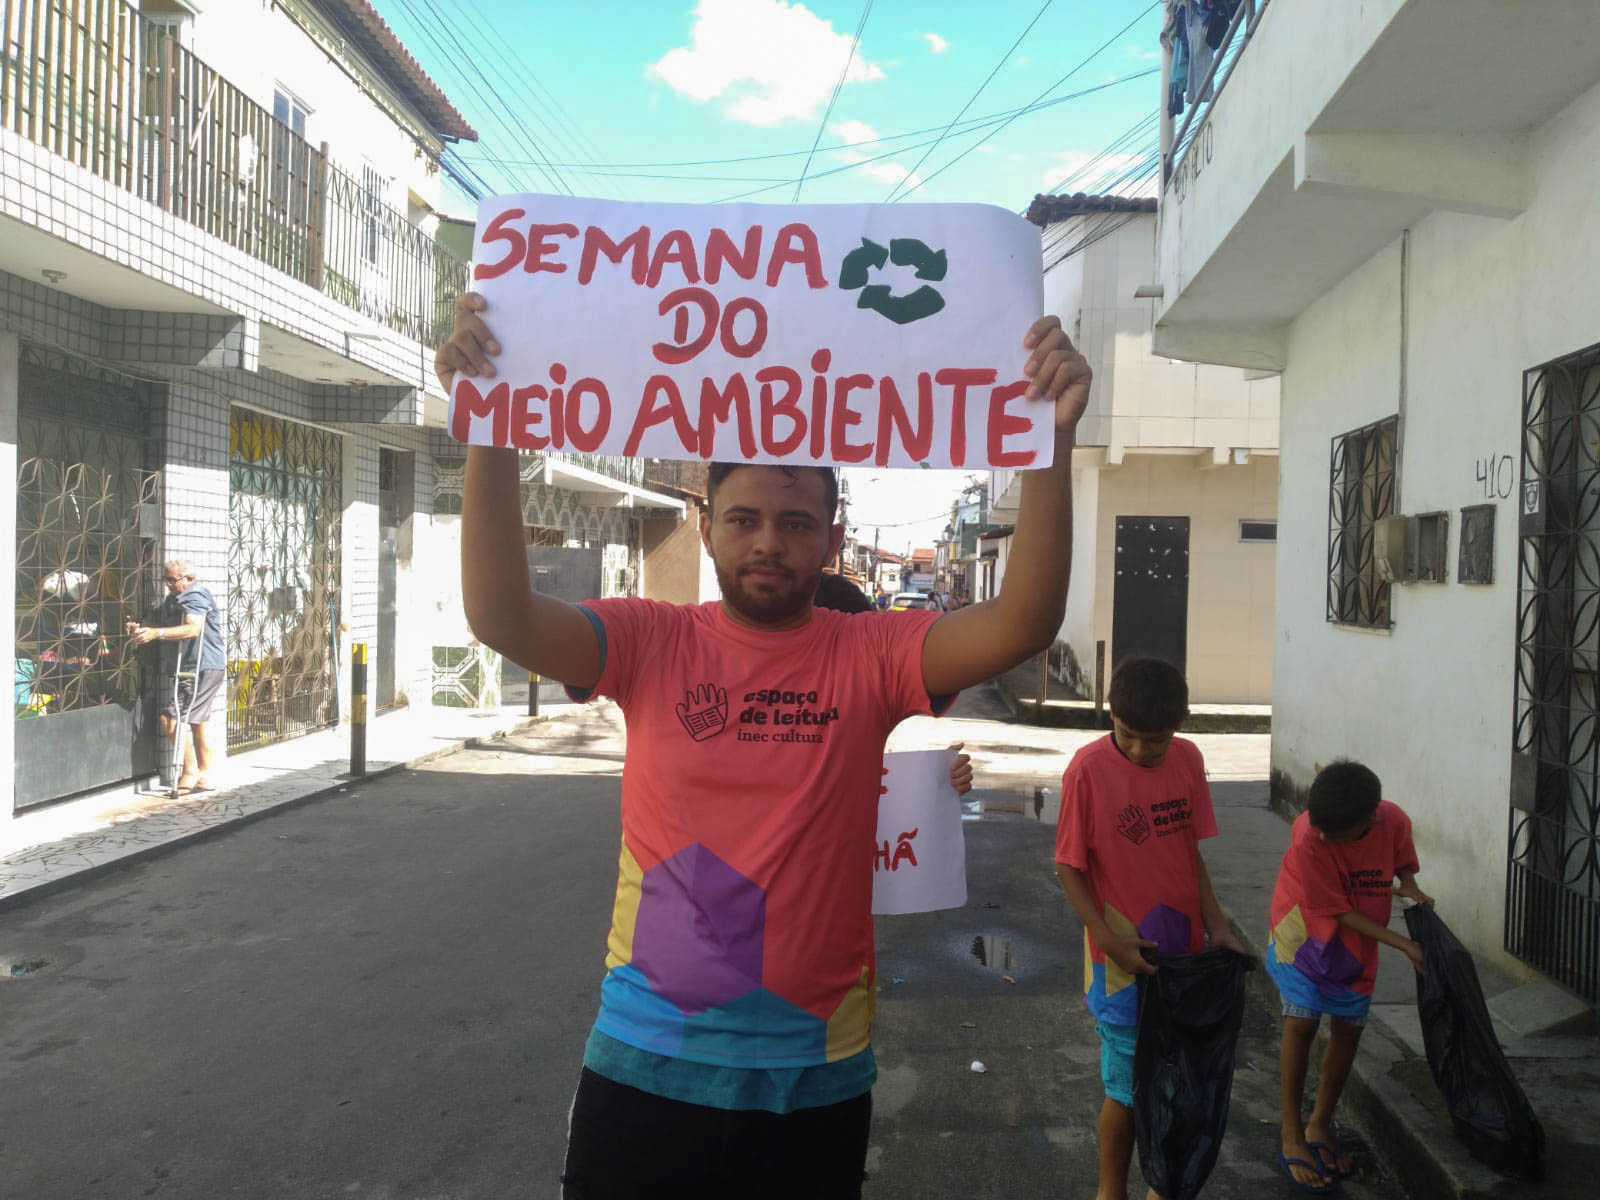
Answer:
[
  {"left": 642, "top": 459, "right": 709, "bottom": 498},
  {"left": 0, "top": 0, "right": 466, "bottom": 348},
  {"left": 561, "top": 452, "right": 646, "bottom": 489},
  {"left": 1161, "top": 0, "right": 1272, "bottom": 195}
]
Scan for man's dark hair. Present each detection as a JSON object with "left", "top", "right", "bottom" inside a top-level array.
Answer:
[
  {"left": 813, "top": 572, "right": 874, "bottom": 614},
  {"left": 706, "top": 462, "right": 839, "bottom": 522},
  {"left": 1307, "top": 760, "right": 1382, "bottom": 834},
  {"left": 1107, "top": 656, "right": 1188, "bottom": 733}
]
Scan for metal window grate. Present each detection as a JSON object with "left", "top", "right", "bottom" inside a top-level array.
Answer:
[
  {"left": 1326, "top": 416, "right": 1398, "bottom": 628},
  {"left": 1509, "top": 340, "right": 1600, "bottom": 1004},
  {"left": 227, "top": 409, "right": 343, "bottom": 752}
]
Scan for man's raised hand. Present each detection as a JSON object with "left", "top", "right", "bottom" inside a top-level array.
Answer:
[
  {"left": 1022, "top": 314, "right": 1092, "bottom": 435},
  {"left": 434, "top": 292, "right": 498, "bottom": 393}
]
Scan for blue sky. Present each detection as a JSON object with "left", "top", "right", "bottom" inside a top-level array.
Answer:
[{"left": 377, "top": 0, "right": 1164, "bottom": 553}]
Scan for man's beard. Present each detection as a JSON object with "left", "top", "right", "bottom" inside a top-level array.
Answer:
[{"left": 713, "top": 557, "right": 820, "bottom": 625}]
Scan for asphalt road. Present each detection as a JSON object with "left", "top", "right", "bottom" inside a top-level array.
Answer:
[{"left": 0, "top": 689, "right": 1411, "bottom": 1199}]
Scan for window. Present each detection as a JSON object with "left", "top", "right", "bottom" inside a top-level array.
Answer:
[
  {"left": 1327, "top": 415, "right": 1398, "bottom": 628},
  {"left": 1239, "top": 520, "right": 1277, "bottom": 543},
  {"left": 362, "top": 163, "right": 388, "bottom": 266},
  {"left": 270, "top": 87, "right": 312, "bottom": 220},
  {"left": 1459, "top": 503, "right": 1495, "bottom": 584},
  {"left": 1415, "top": 511, "right": 1448, "bottom": 583}
]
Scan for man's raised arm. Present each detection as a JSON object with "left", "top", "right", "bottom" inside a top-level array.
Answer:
[
  {"left": 920, "top": 315, "right": 1089, "bottom": 698},
  {"left": 438, "top": 295, "right": 601, "bottom": 688}
]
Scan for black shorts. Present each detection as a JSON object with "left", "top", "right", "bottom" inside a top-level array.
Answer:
[
  {"left": 560, "top": 1068, "right": 871, "bottom": 1199},
  {"left": 160, "top": 669, "right": 225, "bottom": 724}
]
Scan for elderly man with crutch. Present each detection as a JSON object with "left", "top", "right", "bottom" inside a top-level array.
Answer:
[{"left": 127, "top": 559, "right": 225, "bottom": 796}]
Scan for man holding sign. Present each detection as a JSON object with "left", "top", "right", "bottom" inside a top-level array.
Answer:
[{"left": 436, "top": 197, "right": 1088, "bottom": 1199}]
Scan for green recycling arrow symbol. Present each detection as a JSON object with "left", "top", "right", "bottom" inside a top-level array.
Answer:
[{"left": 837, "top": 237, "right": 948, "bottom": 325}]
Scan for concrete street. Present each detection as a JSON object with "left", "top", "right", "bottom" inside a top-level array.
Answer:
[{"left": 1, "top": 688, "right": 1410, "bottom": 1199}]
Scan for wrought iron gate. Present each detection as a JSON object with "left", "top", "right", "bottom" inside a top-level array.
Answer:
[
  {"left": 1511, "top": 341, "right": 1600, "bottom": 1005},
  {"left": 227, "top": 409, "right": 342, "bottom": 751},
  {"left": 13, "top": 345, "right": 161, "bottom": 807}
]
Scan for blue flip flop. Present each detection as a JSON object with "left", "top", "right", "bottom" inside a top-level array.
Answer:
[
  {"left": 1308, "top": 1141, "right": 1352, "bottom": 1179},
  {"left": 1276, "top": 1150, "right": 1336, "bottom": 1194}
]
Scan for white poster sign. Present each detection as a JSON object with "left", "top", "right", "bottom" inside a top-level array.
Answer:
[
  {"left": 872, "top": 748, "right": 968, "bottom": 916},
  {"left": 447, "top": 194, "right": 1050, "bottom": 470}
]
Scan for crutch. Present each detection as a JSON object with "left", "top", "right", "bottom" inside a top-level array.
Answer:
[{"left": 168, "top": 640, "right": 199, "bottom": 800}]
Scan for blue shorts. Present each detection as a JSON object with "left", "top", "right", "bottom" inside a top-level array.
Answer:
[
  {"left": 1095, "top": 1020, "right": 1137, "bottom": 1107},
  {"left": 1282, "top": 1000, "right": 1369, "bottom": 1027}
]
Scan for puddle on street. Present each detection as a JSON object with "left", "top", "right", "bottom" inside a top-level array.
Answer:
[{"left": 970, "top": 935, "right": 1017, "bottom": 971}]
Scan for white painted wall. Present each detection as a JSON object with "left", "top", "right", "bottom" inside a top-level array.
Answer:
[
  {"left": 993, "top": 214, "right": 1279, "bottom": 516},
  {"left": 1273, "top": 77, "right": 1600, "bottom": 971},
  {"left": 188, "top": 0, "right": 445, "bottom": 218}
]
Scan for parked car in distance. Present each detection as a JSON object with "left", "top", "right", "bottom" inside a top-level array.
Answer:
[{"left": 889, "top": 592, "right": 931, "bottom": 611}]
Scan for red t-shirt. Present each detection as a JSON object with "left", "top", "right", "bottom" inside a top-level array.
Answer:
[
  {"left": 573, "top": 599, "right": 948, "bottom": 1068},
  {"left": 1268, "top": 800, "right": 1419, "bottom": 997},
  {"left": 1054, "top": 734, "right": 1217, "bottom": 1024}
]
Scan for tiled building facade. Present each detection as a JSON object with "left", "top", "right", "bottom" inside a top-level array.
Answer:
[{"left": 3, "top": 0, "right": 678, "bottom": 818}]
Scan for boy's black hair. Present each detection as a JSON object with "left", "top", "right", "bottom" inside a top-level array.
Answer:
[
  {"left": 706, "top": 462, "right": 839, "bottom": 522},
  {"left": 1307, "top": 759, "right": 1382, "bottom": 833},
  {"left": 1106, "top": 656, "right": 1188, "bottom": 733},
  {"left": 813, "top": 572, "right": 875, "bottom": 613}
]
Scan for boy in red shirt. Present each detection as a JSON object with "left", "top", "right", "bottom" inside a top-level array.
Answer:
[
  {"left": 1055, "top": 657, "right": 1241, "bottom": 1200},
  {"left": 1266, "top": 760, "right": 1431, "bottom": 1193}
]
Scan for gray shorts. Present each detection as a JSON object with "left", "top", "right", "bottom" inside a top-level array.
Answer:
[{"left": 161, "top": 669, "right": 225, "bottom": 724}]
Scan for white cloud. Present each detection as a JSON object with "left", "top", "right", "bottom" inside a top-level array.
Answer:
[
  {"left": 1127, "top": 42, "right": 1162, "bottom": 63},
  {"left": 830, "top": 118, "right": 878, "bottom": 145},
  {"left": 1014, "top": 55, "right": 1032, "bottom": 69},
  {"left": 649, "top": 0, "right": 886, "bottom": 127},
  {"left": 825, "top": 118, "right": 922, "bottom": 190},
  {"left": 1040, "top": 149, "right": 1154, "bottom": 195},
  {"left": 922, "top": 32, "right": 949, "bottom": 54}
]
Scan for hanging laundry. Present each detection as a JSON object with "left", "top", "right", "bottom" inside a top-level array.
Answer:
[
  {"left": 1185, "top": 1, "right": 1215, "bottom": 108},
  {"left": 1166, "top": 2, "right": 1190, "bottom": 118},
  {"left": 1205, "top": 1, "right": 1241, "bottom": 50}
]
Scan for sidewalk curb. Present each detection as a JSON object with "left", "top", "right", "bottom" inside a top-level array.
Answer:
[
  {"left": 1218, "top": 903, "right": 1512, "bottom": 1200},
  {"left": 0, "top": 715, "right": 551, "bottom": 917}
]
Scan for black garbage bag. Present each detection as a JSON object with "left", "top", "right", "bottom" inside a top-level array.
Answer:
[
  {"left": 1133, "top": 948, "right": 1252, "bottom": 1200},
  {"left": 1404, "top": 905, "right": 1545, "bottom": 1179}
]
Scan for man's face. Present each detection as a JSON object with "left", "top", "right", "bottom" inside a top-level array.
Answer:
[
  {"left": 701, "top": 467, "right": 843, "bottom": 628},
  {"left": 163, "top": 568, "right": 193, "bottom": 596}
]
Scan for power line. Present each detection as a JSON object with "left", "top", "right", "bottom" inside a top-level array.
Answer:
[
  {"left": 707, "top": 72, "right": 1157, "bottom": 205},
  {"left": 893, "top": 0, "right": 1161, "bottom": 202},
  {"left": 446, "top": 0, "right": 626, "bottom": 199},
  {"left": 885, "top": 0, "right": 1054, "bottom": 203},
  {"left": 403, "top": 0, "right": 576, "bottom": 195},
  {"left": 450, "top": 69, "right": 1156, "bottom": 173},
  {"left": 797, "top": 0, "right": 873, "bottom": 201}
]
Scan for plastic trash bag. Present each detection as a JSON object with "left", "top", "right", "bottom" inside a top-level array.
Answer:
[
  {"left": 1404, "top": 905, "right": 1546, "bottom": 1180},
  {"left": 1134, "top": 948, "right": 1253, "bottom": 1200}
]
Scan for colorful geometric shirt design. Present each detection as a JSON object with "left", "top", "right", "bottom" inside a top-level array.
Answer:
[
  {"left": 569, "top": 599, "right": 947, "bottom": 1077},
  {"left": 1054, "top": 735, "right": 1217, "bottom": 1025},
  {"left": 1267, "top": 800, "right": 1419, "bottom": 1001}
]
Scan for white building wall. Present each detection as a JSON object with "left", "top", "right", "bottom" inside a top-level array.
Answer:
[
  {"left": 1274, "top": 77, "right": 1600, "bottom": 969},
  {"left": 188, "top": 0, "right": 445, "bottom": 217}
]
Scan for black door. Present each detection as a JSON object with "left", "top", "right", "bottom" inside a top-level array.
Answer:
[{"left": 1111, "top": 516, "right": 1190, "bottom": 674}]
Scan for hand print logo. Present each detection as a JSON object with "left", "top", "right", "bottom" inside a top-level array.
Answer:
[
  {"left": 675, "top": 682, "right": 729, "bottom": 742},
  {"left": 1115, "top": 804, "right": 1152, "bottom": 846}
]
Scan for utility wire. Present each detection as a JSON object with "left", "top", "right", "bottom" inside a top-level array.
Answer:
[
  {"left": 451, "top": 69, "right": 1156, "bottom": 173},
  {"left": 894, "top": 0, "right": 1161, "bottom": 202},
  {"left": 403, "top": 0, "right": 576, "bottom": 195},
  {"left": 796, "top": 0, "right": 873, "bottom": 201},
  {"left": 885, "top": 0, "right": 1054, "bottom": 203},
  {"left": 447, "top": 0, "right": 626, "bottom": 199},
  {"left": 707, "top": 72, "right": 1156, "bottom": 205}
]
